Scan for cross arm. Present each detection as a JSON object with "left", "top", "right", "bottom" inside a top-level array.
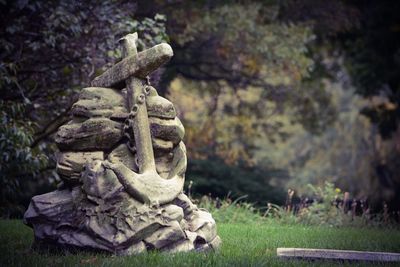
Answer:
[{"left": 91, "top": 43, "right": 173, "bottom": 89}]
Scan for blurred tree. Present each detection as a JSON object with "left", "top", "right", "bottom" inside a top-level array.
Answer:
[
  {"left": 164, "top": 2, "right": 314, "bottom": 92},
  {"left": 276, "top": 0, "right": 400, "bottom": 209},
  {"left": 160, "top": 1, "right": 328, "bottom": 164},
  {"left": 336, "top": 1, "right": 400, "bottom": 139}
]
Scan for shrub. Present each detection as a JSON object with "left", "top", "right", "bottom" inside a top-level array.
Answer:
[
  {"left": 296, "top": 182, "right": 346, "bottom": 227},
  {"left": 197, "top": 195, "right": 267, "bottom": 224}
]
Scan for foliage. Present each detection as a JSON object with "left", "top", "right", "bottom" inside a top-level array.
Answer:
[
  {"left": 161, "top": 1, "right": 336, "bottom": 167},
  {"left": 194, "top": 181, "right": 395, "bottom": 228},
  {"left": 338, "top": 1, "right": 400, "bottom": 101},
  {"left": 197, "top": 196, "right": 266, "bottom": 224},
  {"left": 0, "top": 100, "right": 48, "bottom": 217},
  {"left": 132, "top": 14, "right": 169, "bottom": 51},
  {"left": 296, "top": 182, "right": 345, "bottom": 227},
  {"left": 169, "top": 3, "right": 314, "bottom": 87},
  {"left": 281, "top": 79, "right": 375, "bottom": 196},
  {"left": 0, "top": 0, "right": 168, "bottom": 125},
  {"left": 336, "top": 1, "right": 400, "bottom": 208},
  {"left": 169, "top": 79, "right": 292, "bottom": 165}
]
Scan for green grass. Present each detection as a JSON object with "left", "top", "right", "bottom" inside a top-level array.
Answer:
[{"left": 1, "top": 220, "right": 400, "bottom": 266}]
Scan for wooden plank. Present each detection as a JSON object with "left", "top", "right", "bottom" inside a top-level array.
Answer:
[{"left": 277, "top": 248, "right": 400, "bottom": 262}]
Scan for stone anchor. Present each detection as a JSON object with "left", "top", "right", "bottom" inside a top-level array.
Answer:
[
  {"left": 24, "top": 32, "right": 221, "bottom": 254},
  {"left": 93, "top": 33, "right": 185, "bottom": 206}
]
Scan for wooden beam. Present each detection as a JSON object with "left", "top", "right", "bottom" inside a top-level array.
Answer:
[{"left": 277, "top": 248, "right": 400, "bottom": 262}]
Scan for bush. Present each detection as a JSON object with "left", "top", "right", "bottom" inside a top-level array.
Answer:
[
  {"left": 296, "top": 182, "right": 346, "bottom": 226},
  {"left": 0, "top": 100, "right": 48, "bottom": 218},
  {"left": 195, "top": 182, "right": 398, "bottom": 228},
  {"left": 197, "top": 195, "right": 267, "bottom": 224}
]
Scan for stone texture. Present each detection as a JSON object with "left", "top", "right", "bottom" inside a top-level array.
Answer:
[
  {"left": 72, "top": 87, "right": 176, "bottom": 120},
  {"left": 91, "top": 43, "right": 173, "bottom": 89},
  {"left": 55, "top": 118, "right": 123, "bottom": 151},
  {"left": 56, "top": 151, "right": 104, "bottom": 184},
  {"left": 149, "top": 117, "right": 185, "bottom": 145},
  {"left": 107, "top": 144, "right": 138, "bottom": 172},
  {"left": 24, "top": 32, "right": 220, "bottom": 255},
  {"left": 147, "top": 93, "right": 176, "bottom": 119},
  {"left": 71, "top": 87, "right": 127, "bottom": 119},
  {"left": 24, "top": 163, "right": 219, "bottom": 254},
  {"left": 144, "top": 221, "right": 186, "bottom": 249}
]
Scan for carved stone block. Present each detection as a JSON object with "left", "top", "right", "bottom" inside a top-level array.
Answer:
[
  {"left": 56, "top": 151, "right": 104, "bottom": 183},
  {"left": 55, "top": 118, "right": 123, "bottom": 151}
]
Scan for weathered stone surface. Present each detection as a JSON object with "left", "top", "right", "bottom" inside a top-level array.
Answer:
[
  {"left": 107, "top": 144, "right": 138, "bottom": 172},
  {"left": 174, "top": 193, "right": 197, "bottom": 214},
  {"left": 163, "top": 239, "right": 195, "bottom": 253},
  {"left": 196, "top": 220, "right": 217, "bottom": 243},
  {"left": 187, "top": 209, "right": 216, "bottom": 232},
  {"left": 144, "top": 221, "right": 185, "bottom": 249},
  {"left": 149, "top": 117, "right": 185, "bottom": 145},
  {"left": 209, "top": 235, "right": 222, "bottom": 250},
  {"left": 24, "top": 163, "right": 221, "bottom": 254},
  {"left": 125, "top": 118, "right": 184, "bottom": 154},
  {"left": 56, "top": 151, "right": 104, "bottom": 183},
  {"left": 147, "top": 94, "right": 176, "bottom": 119},
  {"left": 91, "top": 43, "right": 173, "bottom": 89},
  {"left": 25, "top": 32, "right": 220, "bottom": 255},
  {"left": 71, "top": 87, "right": 127, "bottom": 119},
  {"left": 72, "top": 87, "right": 176, "bottom": 121},
  {"left": 102, "top": 140, "right": 187, "bottom": 205},
  {"left": 103, "top": 159, "right": 185, "bottom": 205},
  {"left": 118, "top": 242, "right": 147, "bottom": 256},
  {"left": 81, "top": 160, "right": 123, "bottom": 200},
  {"left": 162, "top": 204, "right": 184, "bottom": 222},
  {"left": 24, "top": 189, "right": 76, "bottom": 227},
  {"left": 155, "top": 153, "right": 173, "bottom": 179},
  {"left": 152, "top": 138, "right": 174, "bottom": 152},
  {"left": 55, "top": 118, "right": 123, "bottom": 151}
]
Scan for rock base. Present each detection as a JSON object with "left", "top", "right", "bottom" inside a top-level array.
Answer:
[{"left": 24, "top": 174, "right": 220, "bottom": 255}]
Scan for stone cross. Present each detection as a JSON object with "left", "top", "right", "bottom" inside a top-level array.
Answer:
[{"left": 92, "top": 33, "right": 184, "bottom": 206}]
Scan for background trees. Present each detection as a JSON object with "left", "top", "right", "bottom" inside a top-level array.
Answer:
[{"left": 1, "top": 0, "right": 399, "bottom": 216}]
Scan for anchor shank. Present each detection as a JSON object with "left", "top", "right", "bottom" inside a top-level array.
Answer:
[
  {"left": 128, "top": 77, "right": 156, "bottom": 173},
  {"left": 121, "top": 34, "right": 156, "bottom": 173}
]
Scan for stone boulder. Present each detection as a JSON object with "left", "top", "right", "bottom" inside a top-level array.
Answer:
[{"left": 24, "top": 161, "right": 220, "bottom": 254}]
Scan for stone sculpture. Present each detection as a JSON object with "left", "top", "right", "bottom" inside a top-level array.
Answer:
[{"left": 24, "top": 33, "right": 221, "bottom": 255}]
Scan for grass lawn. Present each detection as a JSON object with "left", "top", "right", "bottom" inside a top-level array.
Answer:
[{"left": 1, "top": 220, "right": 400, "bottom": 266}]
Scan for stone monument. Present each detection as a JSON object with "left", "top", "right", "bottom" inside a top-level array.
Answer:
[{"left": 24, "top": 33, "right": 221, "bottom": 255}]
